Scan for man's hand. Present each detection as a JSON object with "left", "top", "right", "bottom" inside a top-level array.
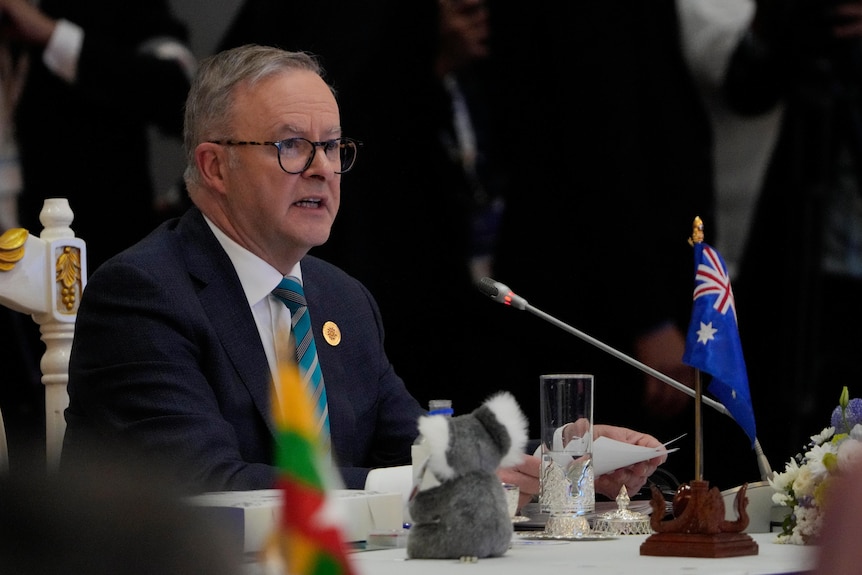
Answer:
[
  {"left": 497, "top": 454, "right": 539, "bottom": 510},
  {"left": 635, "top": 322, "right": 694, "bottom": 419},
  {"left": 497, "top": 424, "right": 667, "bottom": 509},
  {"left": 593, "top": 424, "right": 666, "bottom": 498}
]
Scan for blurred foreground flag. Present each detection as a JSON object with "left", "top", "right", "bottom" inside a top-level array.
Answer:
[
  {"left": 261, "top": 360, "right": 358, "bottom": 575},
  {"left": 682, "top": 240, "right": 757, "bottom": 447}
]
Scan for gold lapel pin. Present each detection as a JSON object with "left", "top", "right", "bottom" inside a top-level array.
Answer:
[{"left": 322, "top": 321, "right": 341, "bottom": 346}]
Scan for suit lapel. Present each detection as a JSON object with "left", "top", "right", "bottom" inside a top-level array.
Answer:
[{"left": 178, "top": 208, "right": 275, "bottom": 436}]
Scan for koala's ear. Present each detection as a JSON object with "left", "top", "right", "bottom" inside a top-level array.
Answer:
[
  {"left": 417, "top": 414, "right": 455, "bottom": 480},
  {"left": 482, "top": 392, "right": 529, "bottom": 468}
]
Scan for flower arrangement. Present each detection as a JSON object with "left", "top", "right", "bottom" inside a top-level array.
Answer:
[{"left": 769, "top": 386, "right": 862, "bottom": 544}]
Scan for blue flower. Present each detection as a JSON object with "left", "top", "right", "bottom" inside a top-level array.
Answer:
[{"left": 831, "top": 390, "right": 862, "bottom": 435}]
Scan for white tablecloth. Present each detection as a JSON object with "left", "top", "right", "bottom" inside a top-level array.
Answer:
[{"left": 348, "top": 532, "right": 815, "bottom": 575}]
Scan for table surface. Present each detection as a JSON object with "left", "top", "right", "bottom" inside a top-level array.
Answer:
[{"left": 347, "top": 532, "right": 815, "bottom": 575}]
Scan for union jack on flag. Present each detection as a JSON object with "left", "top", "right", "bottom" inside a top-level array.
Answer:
[{"left": 682, "top": 242, "right": 757, "bottom": 447}]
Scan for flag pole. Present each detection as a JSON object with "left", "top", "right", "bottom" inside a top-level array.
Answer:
[
  {"left": 688, "top": 219, "right": 705, "bottom": 484},
  {"left": 640, "top": 217, "right": 759, "bottom": 558},
  {"left": 687, "top": 217, "right": 772, "bottom": 483},
  {"left": 693, "top": 369, "right": 703, "bottom": 483}
]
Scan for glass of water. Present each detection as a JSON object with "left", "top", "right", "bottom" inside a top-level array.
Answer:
[{"left": 539, "top": 374, "right": 595, "bottom": 536}]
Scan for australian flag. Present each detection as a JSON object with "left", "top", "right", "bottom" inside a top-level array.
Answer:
[{"left": 682, "top": 242, "right": 757, "bottom": 447}]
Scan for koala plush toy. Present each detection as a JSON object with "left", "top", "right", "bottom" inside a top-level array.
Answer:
[{"left": 407, "top": 391, "right": 529, "bottom": 559}]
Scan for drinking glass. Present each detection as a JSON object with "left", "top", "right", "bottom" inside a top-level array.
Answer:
[{"left": 539, "top": 374, "right": 595, "bottom": 536}]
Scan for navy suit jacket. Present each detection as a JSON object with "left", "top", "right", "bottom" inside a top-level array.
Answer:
[{"left": 62, "top": 206, "right": 424, "bottom": 491}]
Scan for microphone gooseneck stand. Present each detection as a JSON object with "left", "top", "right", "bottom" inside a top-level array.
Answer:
[{"left": 477, "top": 277, "right": 773, "bottom": 483}]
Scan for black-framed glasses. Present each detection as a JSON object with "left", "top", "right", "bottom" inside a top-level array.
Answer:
[{"left": 209, "top": 137, "right": 361, "bottom": 174}]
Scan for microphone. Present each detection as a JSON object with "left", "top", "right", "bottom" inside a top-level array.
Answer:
[
  {"left": 477, "top": 277, "right": 527, "bottom": 310},
  {"left": 478, "top": 276, "right": 773, "bottom": 482}
]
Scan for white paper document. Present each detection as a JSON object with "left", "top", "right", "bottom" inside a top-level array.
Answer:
[{"left": 592, "top": 436, "right": 678, "bottom": 476}]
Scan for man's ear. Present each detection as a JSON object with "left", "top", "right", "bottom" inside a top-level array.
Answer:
[{"left": 195, "top": 142, "right": 229, "bottom": 194}]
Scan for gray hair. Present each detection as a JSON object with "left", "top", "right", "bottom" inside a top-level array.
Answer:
[{"left": 182, "top": 45, "right": 327, "bottom": 188}]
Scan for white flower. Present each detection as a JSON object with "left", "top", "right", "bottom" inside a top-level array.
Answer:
[
  {"left": 793, "top": 506, "right": 824, "bottom": 541},
  {"left": 769, "top": 459, "right": 798, "bottom": 495},
  {"left": 792, "top": 465, "right": 817, "bottom": 499},
  {"left": 803, "top": 442, "right": 835, "bottom": 478},
  {"left": 772, "top": 490, "right": 793, "bottom": 506},
  {"left": 811, "top": 427, "right": 835, "bottom": 445}
]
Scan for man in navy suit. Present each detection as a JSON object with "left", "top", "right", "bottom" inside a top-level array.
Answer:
[
  {"left": 61, "top": 44, "right": 667, "bottom": 502},
  {"left": 61, "top": 45, "right": 423, "bottom": 492}
]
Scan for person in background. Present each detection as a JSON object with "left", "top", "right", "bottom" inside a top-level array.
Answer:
[
  {"left": 485, "top": 1, "right": 734, "bottom": 489},
  {"left": 60, "top": 44, "right": 667, "bottom": 510},
  {"left": 721, "top": 0, "right": 862, "bottom": 475},
  {"left": 1, "top": 0, "right": 195, "bottom": 272},
  {"left": 0, "top": 5, "right": 24, "bottom": 233},
  {"left": 0, "top": 0, "right": 196, "bottom": 470},
  {"left": 676, "top": 0, "right": 784, "bottom": 282},
  {"left": 434, "top": 0, "right": 505, "bottom": 283},
  {"left": 0, "top": 4, "right": 41, "bottom": 470},
  {"left": 675, "top": 0, "right": 785, "bottom": 488}
]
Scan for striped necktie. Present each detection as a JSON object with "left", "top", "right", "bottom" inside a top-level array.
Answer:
[{"left": 272, "top": 276, "right": 331, "bottom": 446}]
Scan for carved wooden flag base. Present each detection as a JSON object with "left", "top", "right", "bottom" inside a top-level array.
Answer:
[{"left": 639, "top": 480, "right": 759, "bottom": 558}]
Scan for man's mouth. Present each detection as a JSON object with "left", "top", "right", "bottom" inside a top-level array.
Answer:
[{"left": 294, "top": 198, "right": 322, "bottom": 208}]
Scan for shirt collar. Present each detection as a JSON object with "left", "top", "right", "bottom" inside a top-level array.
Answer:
[{"left": 203, "top": 215, "right": 302, "bottom": 307}]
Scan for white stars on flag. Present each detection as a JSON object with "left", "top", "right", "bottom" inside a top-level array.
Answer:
[{"left": 695, "top": 321, "right": 717, "bottom": 345}]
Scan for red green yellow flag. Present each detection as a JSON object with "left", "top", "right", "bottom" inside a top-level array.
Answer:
[{"left": 261, "top": 359, "right": 357, "bottom": 575}]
